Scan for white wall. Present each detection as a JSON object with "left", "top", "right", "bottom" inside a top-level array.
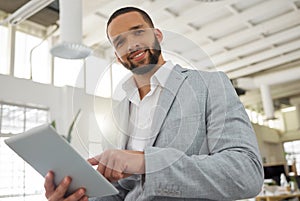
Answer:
[
  {"left": 283, "top": 110, "right": 299, "bottom": 131},
  {"left": 0, "top": 74, "right": 110, "bottom": 158},
  {"left": 281, "top": 110, "right": 300, "bottom": 142},
  {"left": 252, "top": 123, "right": 286, "bottom": 165}
]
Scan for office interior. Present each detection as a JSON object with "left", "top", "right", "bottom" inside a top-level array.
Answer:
[{"left": 0, "top": 0, "right": 300, "bottom": 200}]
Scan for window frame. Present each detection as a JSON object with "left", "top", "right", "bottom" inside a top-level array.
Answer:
[{"left": 0, "top": 101, "right": 49, "bottom": 199}]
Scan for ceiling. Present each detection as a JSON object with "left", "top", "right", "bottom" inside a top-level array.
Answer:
[
  {"left": 1, "top": 0, "right": 300, "bottom": 110},
  {"left": 0, "top": 0, "right": 59, "bottom": 26}
]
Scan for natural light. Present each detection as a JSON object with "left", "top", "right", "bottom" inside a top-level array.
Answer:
[
  {"left": 54, "top": 57, "right": 84, "bottom": 88},
  {"left": 0, "top": 25, "right": 8, "bottom": 75},
  {"left": 85, "top": 55, "right": 112, "bottom": 98},
  {"left": 31, "top": 39, "right": 51, "bottom": 84},
  {"left": 14, "top": 31, "right": 42, "bottom": 79},
  {"left": 0, "top": 103, "right": 48, "bottom": 201}
]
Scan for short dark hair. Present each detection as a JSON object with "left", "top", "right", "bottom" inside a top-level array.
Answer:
[{"left": 106, "top": 7, "right": 154, "bottom": 38}]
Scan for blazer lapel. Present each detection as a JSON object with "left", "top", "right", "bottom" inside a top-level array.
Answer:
[{"left": 149, "top": 65, "right": 189, "bottom": 146}]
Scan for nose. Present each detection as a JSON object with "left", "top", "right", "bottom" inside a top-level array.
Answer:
[{"left": 127, "top": 35, "right": 140, "bottom": 52}]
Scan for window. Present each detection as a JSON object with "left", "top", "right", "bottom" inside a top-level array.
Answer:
[
  {"left": 14, "top": 31, "right": 40, "bottom": 79},
  {"left": 31, "top": 38, "right": 51, "bottom": 84},
  {"left": 0, "top": 102, "right": 49, "bottom": 200},
  {"left": 283, "top": 140, "right": 300, "bottom": 176},
  {"left": 245, "top": 108, "right": 285, "bottom": 131},
  {"left": 14, "top": 31, "right": 50, "bottom": 82},
  {"left": 54, "top": 58, "right": 84, "bottom": 88},
  {"left": 0, "top": 25, "right": 8, "bottom": 75}
]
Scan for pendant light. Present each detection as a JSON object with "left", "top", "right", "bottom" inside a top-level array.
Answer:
[{"left": 50, "top": 0, "right": 92, "bottom": 59}]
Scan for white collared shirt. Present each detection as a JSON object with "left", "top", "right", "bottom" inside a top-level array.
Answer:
[{"left": 122, "top": 61, "right": 174, "bottom": 151}]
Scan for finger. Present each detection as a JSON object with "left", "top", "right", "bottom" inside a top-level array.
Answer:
[
  {"left": 106, "top": 168, "right": 125, "bottom": 182},
  {"left": 108, "top": 152, "right": 128, "bottom": 181},
  {"left": 87, "top": 155, "right": 101, "bottom": 166},
  {"left": 64, "top": 188, "right": 86, "bottom": 201},
  {"left": 104, "top": 155, "right": 115, "bottom": 180},
  {"left": 78, "top": 195, "right": 89, "bottom": 201},
  {"left": 97, "top": 154, "right": 108, "bottom": 175},
  {"left": 87, "top": 158, "right": 98, "bottom": 166},
  {"left": 44, "top": 171, "right": 55, "bottom": 198},
  {"left": 109, "top": 172, "right": 124, "bottom": 182},
  {"left": 111, "top": 158, "right": 125, "bottom": 181},
  {"left": 51, "top": 176, "right": 72, "bottom": 200},
  {"left": 97, "top": 161, "right": 107, "bottom": 176},
  {"left": 104, "top": 167, "right": 113, "bottom": 181},
  {"left": 122, "top": 173, "right": 132, "bottom": 178},
  {"left": 112, "top": 170, "right": 125, "bottom": 181}
]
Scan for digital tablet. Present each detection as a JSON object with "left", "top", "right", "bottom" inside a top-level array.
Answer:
[{"left": 4, "top": 124, "right": 118, "bottom": 198}]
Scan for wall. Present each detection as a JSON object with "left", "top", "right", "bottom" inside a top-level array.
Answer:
[
  {"left": 249, "top": 108, "right": 300, "bottom": 165},
  {"left": 0, "top": 74, "right": 110, "bottom": 158},
  {"left": 252, "top": 123, "right": 286, "bottom": 165},
  {"left": 280, "top": 109, "right": 300, "bottom": 142},
  {"left": 283, "top": 110, "right": 299, "bottom": 131}
]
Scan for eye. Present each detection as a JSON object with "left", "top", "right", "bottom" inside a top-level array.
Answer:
[
  {"left": 134, "top": 29, "right": 145, "bottom": 36},
  {"left": 115, "top": 38, "right": 125, "bottom": 48}
]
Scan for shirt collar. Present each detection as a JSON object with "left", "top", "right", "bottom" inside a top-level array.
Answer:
[
  {"left": 122, "top": 76, "right": 138, "bottom": 104},
  {"left": 151, "top": 60, "right": 174, "bottom": 88},
  {"left": 122, "top": 61, "right": 175, "bottom": 103}
]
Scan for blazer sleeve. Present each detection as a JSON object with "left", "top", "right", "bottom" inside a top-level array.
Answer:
[{"left": 143, "top": 71, "right": 264, "bottom": 200}]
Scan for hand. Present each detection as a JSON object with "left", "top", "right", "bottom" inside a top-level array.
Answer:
[
  {"left": 44, "top": 171, "right": 88, "bottom": 201},
  {"left": 88, "top": 149, "right": 145, "bottom": 182}
]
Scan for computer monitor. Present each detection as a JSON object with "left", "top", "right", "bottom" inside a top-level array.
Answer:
[{"left": 263, "top": 164, "right": 287, "bottom": 185}]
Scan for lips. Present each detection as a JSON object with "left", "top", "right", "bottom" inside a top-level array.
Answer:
[{"left": 129, "top": 49, "right": 147, "bottom": 62}]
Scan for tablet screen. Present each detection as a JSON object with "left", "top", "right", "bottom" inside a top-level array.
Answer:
[{"left": 5, "top": 124, "right": 118, "bottom": 198}]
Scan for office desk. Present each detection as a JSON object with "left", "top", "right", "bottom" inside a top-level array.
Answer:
[{"left": 255, "top": 192, "right": 300, "bottom": 201}]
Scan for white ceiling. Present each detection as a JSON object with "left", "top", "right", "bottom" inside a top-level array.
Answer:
[{"left": 80, "top": 0, "right": 300, "bottom": 109}]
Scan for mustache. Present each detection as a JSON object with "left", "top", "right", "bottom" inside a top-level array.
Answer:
[
  {"left": 129, "top": 47, "right": 145, "bottom": 54},
  {"left": 126, "top": 44, "right": 161, "bottom": 59}
]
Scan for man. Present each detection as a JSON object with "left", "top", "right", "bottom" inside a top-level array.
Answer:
[{"left": 44, "top": 7, "right": 264, "bottom": 201}]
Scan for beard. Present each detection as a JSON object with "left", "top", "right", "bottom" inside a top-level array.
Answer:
[{"left": 120, "top": 38, "right": 162, "bottom": 75}]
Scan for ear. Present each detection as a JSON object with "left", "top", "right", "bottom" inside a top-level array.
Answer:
[{"left": 154, "top": 28, "right": 163, "bottom": 43}]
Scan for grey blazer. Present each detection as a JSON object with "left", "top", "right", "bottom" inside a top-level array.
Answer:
[{"left": 90, "top": 65, "right": 264, "bottom": 201}]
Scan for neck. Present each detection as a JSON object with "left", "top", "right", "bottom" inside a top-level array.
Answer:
[{"left": 133, "top": 57, "right": 165, "bottom": 100}]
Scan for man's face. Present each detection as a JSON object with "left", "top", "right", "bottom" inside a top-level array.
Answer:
[{"left": 107, "top": 12, "right": 162, "bottom": 74}]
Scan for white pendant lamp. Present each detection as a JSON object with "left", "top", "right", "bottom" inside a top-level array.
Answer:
[{"left": 50, "top": 0, "right": 91, "bottom": 59}]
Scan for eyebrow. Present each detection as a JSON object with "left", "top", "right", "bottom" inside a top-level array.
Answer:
[
  {"left": 129, "top": 24, "right": 144, "bottom": 31},
  {"left": 112, "top": 24, "right": 144, "bottom": 45}
]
